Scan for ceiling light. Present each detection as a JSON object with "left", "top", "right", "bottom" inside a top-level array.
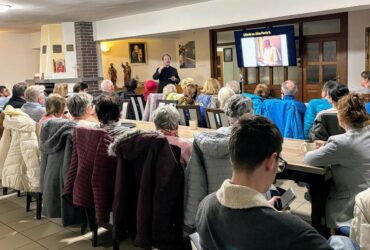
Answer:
[
  {"left": 0, "top": 4, "right": 11, "bottom": 13},
  {"left": 100, "top": 44, "right": 111, "bottom": 53}
]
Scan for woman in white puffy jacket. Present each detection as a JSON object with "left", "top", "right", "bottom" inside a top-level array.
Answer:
[
  {"left": 0, "top": 105, "right": 40, "bottom": 192},
  {"left": 351, "top": 188, "right": 370, "bottom": 250}
]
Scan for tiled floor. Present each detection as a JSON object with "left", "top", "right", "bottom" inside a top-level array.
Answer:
[{"left": 0, "top": 180, "right": 311, "bottom": 249}]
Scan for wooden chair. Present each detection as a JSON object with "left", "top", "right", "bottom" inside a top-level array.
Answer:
[
  {"left": 205, "top": 108, "right": 229, "bottom": 129},
  {"left": 127, "top": 94, "right": 145, "bottom": 120},
  {"left": 177, "top": 105, "right": 201, "bottom": 126},
  {"left": 121, "top": 99, "right": 130, "bottom": 119},
  {"left": 156, "top": 99, "right": 178, "bottom": 108}
]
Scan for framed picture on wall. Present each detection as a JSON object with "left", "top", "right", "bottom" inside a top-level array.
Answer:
[
  {"left": 42, "top": 45, "right": 47, "bottom": 54},
  {"left": 53, "top": 44, "right": 62, "bottom": 53},
  {"left": 129, "top": 42, "right": 147, "bottom": 64},
  {"left": 224, "top": 48, "right": 233, "bottom": 62}
]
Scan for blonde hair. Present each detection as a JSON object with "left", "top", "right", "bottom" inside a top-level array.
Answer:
[
  {"left": 337, "top": 93, "right": 369, "bottom": 129},
  {"left": 46, "top": 94, "right": 66, "bottom": 116},
  {"left": 182, "top": 83, "right": 198, "bottom": 105},
  {"left": 218, "top": 87, "right": 235, "bottom": 109},
  {"left": 201, "top": 78, "right": 220, "bottom": 95},
  {"left": 53, "top": 83, "right": 68, "bottom": 97},
  {"left": 254, "top": 83, "right": 270, "bottom": 98},
  {"left": 163, "top": 84, "right": 177, "bottom": 98},
  {"left": 179, "top": 77, "right": 195, "bottom": 91}
]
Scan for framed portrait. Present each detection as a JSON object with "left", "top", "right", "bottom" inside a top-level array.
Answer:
[
  {"left": 66, "top": 44, "right": 74, "bottom": 52},
  {"left": 129, "top": 42, "right": 147, "bottom": 64},
  {"left": 223, "top": 48, "right": 233, "bottom": 62},
  {"left": 179, "top": 41, "right": 196, "bottom": 68},
  {"left": 53, "top": 59, "right": 66, "bottom": 73},
  {"left": 42, "top": 45, "right": 47, "bottom": 54}
]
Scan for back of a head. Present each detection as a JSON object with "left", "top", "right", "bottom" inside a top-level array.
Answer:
[
  {"left": 46, "top": 94, "right": 66, "bottom": 116},
  {"left": 124, "top": 79, "right": 138, "bottom": 91},
  {"left": 180, "top": 77, "right": 195, "bottom": 91},
  {"left": 145, "top": 80, "right": 158, "bottom": 92},
  {"left": 183, "top": 83, "right": 198, "bottom": 104},
  {"left": 218, "top": 86, "right": 235, "bottom": 109},
  {"left": 322, "top": 80, "right": 338, "bottom": 98},
  {"left": 281, "top": 80, "right": 297, "bottom": 96},
  {"left": 53, "top": 83, "right": 68, "bottom": 97},
  {"left": 361, "top": 71, "right": 370, "bottom": 81},
  {"left": 0, "top": 85, "right": 7, "bottom": 95},
  {"left": 225, "top": 80, "right": 241, "bottom": 94},
  {"left": 95, "top": 95, "right": 122, "bottom": 125},
  {"left": 12, "top": 82, "right": 28, "bottom": 97},
  {"left": 67, "top": 92, "right": 93, "bottom": 118},
  {"left": 224, "top": 95, "right": 254, "bottom": 125},
  {"left": 80, "top": 82, "right": 89, "bottom": 92},
  {"left": 229, "top": 115, "right": 283, "bottom": 172},
  {"left": 152, "top": 105, "right": 180, "bottom": 131},
  {"left": 24, "top": 85, "right": 45, "bottom": 102},
  {"left": 337, "top": 93, "right": 369, "bottom": 129},
  {"left": 254, "top": 83, "right": 270, "bottom": 98},
  {"left": 328, "top": 83, "right": 349, "bottom": 103},
  {"left": 163, "top": 84, "right": 177, "bottom": 97},
  {"left": 101, "top": 80, "right": 114, "bottom": 93},
  {"left": 73, "top": 83, "right": 81, "bottom": 93},
  {"left": 202, "top": 78, "right": 220, "bottom": 95}
]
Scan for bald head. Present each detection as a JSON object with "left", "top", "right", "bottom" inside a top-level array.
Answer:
[{"left": 281, "top": 80, "right": 298, "bottom": 97}]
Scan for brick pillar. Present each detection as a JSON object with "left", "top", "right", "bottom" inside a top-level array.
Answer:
[{"left": 74, "top": 22, "right": 101, "bottom": 96}]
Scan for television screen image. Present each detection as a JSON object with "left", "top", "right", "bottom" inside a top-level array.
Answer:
[{"left": 235, "top": 26, "right": 296, "bottom": 67}]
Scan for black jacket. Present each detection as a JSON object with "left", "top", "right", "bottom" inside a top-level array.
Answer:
[
  {"left": 4, "top": 96, "right": 26, "bottom": 109},
  {"left": 153, "top": 66, "right": 180, "bottom": 93}
]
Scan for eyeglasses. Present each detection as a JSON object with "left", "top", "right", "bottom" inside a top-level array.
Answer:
[{"left": 277, "top": 155, "right": 287, "bottom": 173}]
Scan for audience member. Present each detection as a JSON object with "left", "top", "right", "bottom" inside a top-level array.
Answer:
[
  {"left": 225, "top": 80, "right": 240, "bottom": 94},
  {"left": 303, "top": 80, "right": 336, "bottom": 138},
  {"left": 360, "top": 71, "right": 370, "bottom": 113},
  {"left": 281, "top": 80, "right": 306, "bottom": 117},
  {"left": 4, "top": 82, "right": 27, "bottom": 109},
  {"left": 178, "top": 83, "right": 198, "bottom": 105},
  {"left": 309, "top": 83, "right": 349, "bottom": 141},
  {"left": 39, "top": 94, "right": 68, "bottom": 126},
  {"left": 180, "top": 77, "right": 195, "bottom": 92},
  {"left": 21, "top": 85, "right": 46, "bottom": 122},
  {"left": 67, "top": 93, "right": 97, "bottom": 127},
  {"left": 218, "top": 86, "right": 235, "bottom": 109},
  {"left": 0, "top": 85, "right": 10, "bottom": 110},
  {"left": 196, "top": 115, "right": 334, "bottom": 250},
  {"left": 73, "top": 83, "right": 80, "bottom": 93},
  {"left": 197, "top": 78, "right": 220, "bottom": 108},
  {"left": 120, "top": 79, "right": 138, "bottom": 100},
  {"left": 153, "top": 105, "right": 192, "bottom": 169},
  {"left": 100, "top": 79, "right": 115, "bottom": 94},
  {"left": 53, "top": 83, "right": 68, "bottom": 98},
  {"left": 254, "top": 83, "right": 270, "bottom": 98},
  {"left": 163, "top": 83, "right": 178, "bottom": 100},
  {"left": 305, "top": 93, "right": 370, "bottom": 236},
  {"left": 95, "top": 95, "right": 129, "bottom": 137},
  {"left": 143, "top": 80, "right": 158, "bottom": 102},
  {"left": 72, "top": 82, "right": 88, "bottom": 93}
]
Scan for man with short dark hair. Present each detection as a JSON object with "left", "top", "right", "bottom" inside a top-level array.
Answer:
[
  {"left": 73, "top": 82, "right": 89, "bottom": 93},
  {"left": 4, "top": 82, "right": 27, "bottom": 109},
  {"left": 153, "top": 54, "right": 180, "bottom": 93},
  {"left": 0, "top": 85, "right": 10, "bottom": 110},
  {"left": 196, "top": 115, "right": 333, "bottom": 250}
]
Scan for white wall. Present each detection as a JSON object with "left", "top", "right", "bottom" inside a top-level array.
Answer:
[
  {"left": 348, "top": 9, "right": 370, "bottom": 92},
  {"left": 0, "top": 33, "right": 39, "bottom": 90},
  {"left": 94, "top": 0, "right": 370, "bottom": 41}
]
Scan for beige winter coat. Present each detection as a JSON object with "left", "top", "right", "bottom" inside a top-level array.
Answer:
[
  {"left": 351, "top": 188, "right": 370, "bottom": 250},
  {"left": 0, "top": 106, "right": 40, "bottom": 192}
]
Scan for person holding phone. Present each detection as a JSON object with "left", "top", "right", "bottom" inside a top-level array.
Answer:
[{"left": 153, "top": 54, "right": 180, "bottom": 93}]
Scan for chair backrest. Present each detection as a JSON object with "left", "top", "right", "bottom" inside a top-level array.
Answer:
[
  {"left": 177, "top": 105, "right": 201, "bottom": 126},
  {"left": 156, "top": 99, "right": 178, "bottom": 108},
  {"left": 121, "top": 99, "right": 130, "bottom": 119},
  {"left": 205, "top": 108, "right": 229, "bottom": 129},
  {"left": 128, "top": 94, "right": 145, "bottom": 120}
]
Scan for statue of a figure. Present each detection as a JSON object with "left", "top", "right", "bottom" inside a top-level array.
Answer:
[
  {"left": 108, "top": 63, "right": 117, "bottom": 86},
  {"left": 121, "top": 62, "right": 132, "bottom": 83}
]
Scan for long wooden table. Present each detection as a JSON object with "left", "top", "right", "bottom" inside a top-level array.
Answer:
[{"left": 121, "top": 119, "right": 332, "bottom": 236}]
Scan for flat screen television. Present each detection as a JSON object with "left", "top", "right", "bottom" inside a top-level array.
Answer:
[{"left": 234, "top": 26, "right": 297, "bottom": 67}]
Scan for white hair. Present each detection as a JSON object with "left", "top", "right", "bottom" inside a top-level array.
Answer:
[
  {"left": 218, "top": 87, "right": 236, "bottom": 109},
  {"left": 67, "top": 92, "right": 93, "bottom": 118},
  {"left": 225, "top": 80, "right": 241, "bottom": 94},
  {"left": 152, "top": 105, "right": 180, "bottom": 131},
  {"left": 101, "top": 79, "right": 114, "bottom": 92},
  {"left": 281, "top": 80, "right": 298, "bottom": 96},
  {"left": 24, "top": 85, "right": 45, "bottom": 102}
]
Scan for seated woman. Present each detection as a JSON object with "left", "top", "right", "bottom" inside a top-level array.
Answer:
[
  {"left": 120, "top": 79, "right": 138, "bottom": 100},
  {"left": 163, "top": 83, "right": 178, "bottom": 100},
  {"left": 39, "top": 94, "right": 69, "bottom": 126},
  {"left": 67, "top": 93, "right": 98, "bottom": 127},
  {"left": 309, "top": 83, "right": 349, "bottom": 141},
  {"left": 196, "top": 78, "right": 220, "bottom": 108},
  {"left": 144, "top": 80, "right": 158, "bottom": 102},
  {"left": 179, "top": 77, "right": 195, "bottom": 92},
  {"left": 53, "top": 83, "right": 69, "bottom": 98},
  {"left": 360, "top": 70, "right": 370, "bottom": 113},
  {"left": 218, "top": 86, "right": 235, "bottom": 109},
  {"left": 178, "top": 83, "right": 198, "bottom": 105},
  {"left": 152, "top": 105, "right": 192, "bottom": 169},
  {"left": 95, "top": 95, "right": 129, "bottom": 137},
  {"left": 254, "top": 83, "right": 270, "bottom": 99},
  {"left": 304, "top": 93, "right": 370, "bottom": 236}
]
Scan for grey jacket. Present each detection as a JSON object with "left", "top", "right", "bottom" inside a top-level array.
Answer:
[
  {"left": 183, "top": 131, "right": 231, "bottom": 236},
  {"left": 305, "top": 125, "right": 370, "bottom": 228},
  {"left": 39, "top": 119, "right": 82, "bottom": 226}
]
